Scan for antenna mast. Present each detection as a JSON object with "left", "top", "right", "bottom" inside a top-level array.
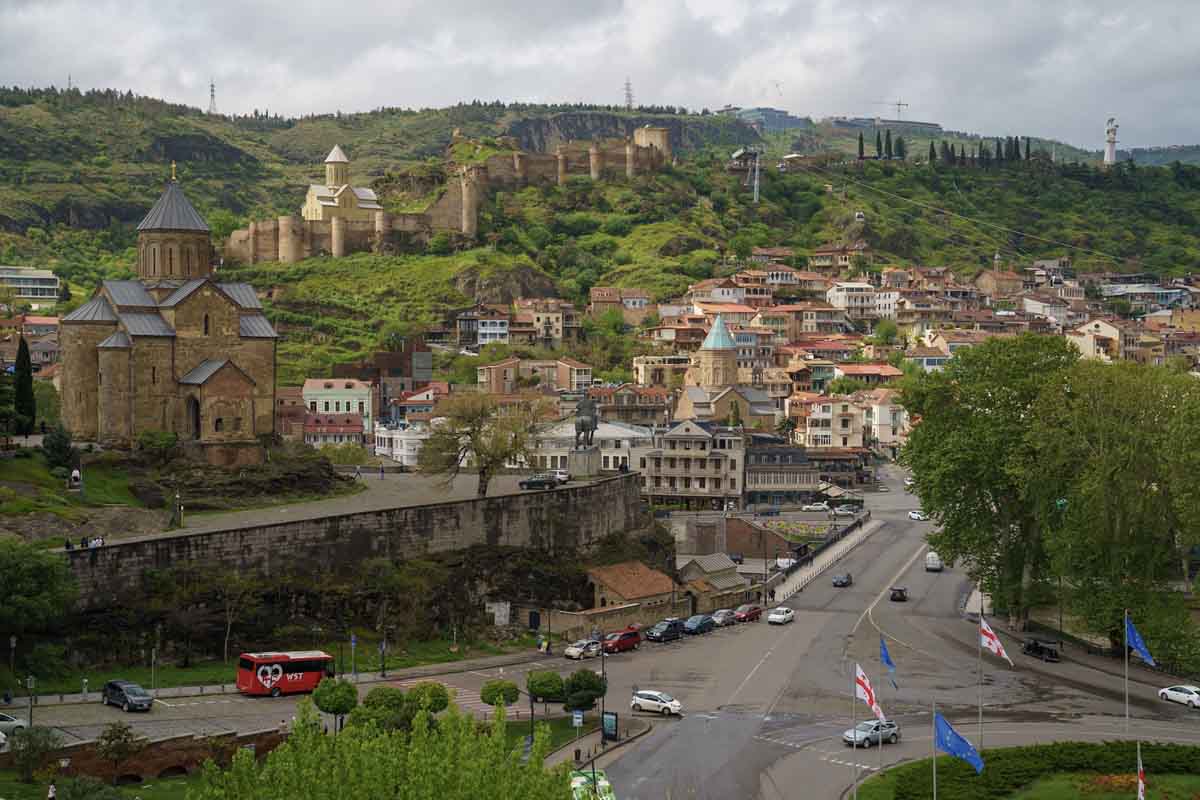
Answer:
[
  {"left": 207, "top": 79, "right": 218, "bottom": 115},
  {"left": 623, "top": 77, "right": 633, "bottom": 111}
]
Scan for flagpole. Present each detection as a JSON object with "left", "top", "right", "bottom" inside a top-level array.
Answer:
[
  {"left": 851, "top": 666, "right": 858, "bottom": 800},
  {"left": 978, "top": 612, "right": 984, "bottom": 753},
  {"left": 931, "top": 698, "right": 937, "bottom": 800},
  {"left": 1124, "top": 608, "right": 1130, "bottom": 735}
]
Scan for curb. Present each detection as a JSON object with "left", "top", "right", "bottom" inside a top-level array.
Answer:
[
  {"left": 559, "top": 717, "right": 654, "bottom": 769},
  {"left": 779, "top": 520, "right": 883, "bottom": 602}
]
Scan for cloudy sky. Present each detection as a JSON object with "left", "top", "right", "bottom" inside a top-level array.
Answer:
[{"left": 3, "top": 0, "right": 1197, "bottom": 148}]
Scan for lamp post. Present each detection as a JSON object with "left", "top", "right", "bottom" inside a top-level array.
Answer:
[
  {"left": 25, "top": 675, "right": 35, "bottom": 727},
  {"left": 8, "top": 635, "right": 14, "bottom": 678},
  {"left": 379, "top": 630, "right": 388, "bottom": 678},
  {"left": 1055, "top": 498, "right": 1069, "bottom": 642}
]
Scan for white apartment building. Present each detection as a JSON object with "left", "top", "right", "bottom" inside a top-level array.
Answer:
[
  {"left": 874, "top": 290, "right": 900, "bottom": 320},
  {"left": 477, "top": 316, "right": 510, "bottom": 345},
  {"left": 803, "top": 397, "right": 865, "bottom": 449},
  {"left": 827, "top": 282, "right": 877, "bottom": 321},
  {"left": 373, "top": 420, "right": 436, "bottom": 467}
]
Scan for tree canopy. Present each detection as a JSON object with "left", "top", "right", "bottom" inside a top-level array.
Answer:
[{"left": 0, "top": 539, "right": 77, "bottom": 637}]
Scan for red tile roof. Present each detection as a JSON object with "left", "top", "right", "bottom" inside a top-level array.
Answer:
[{"left": 587, "top": 561, "right": 676, "bottom": 601}]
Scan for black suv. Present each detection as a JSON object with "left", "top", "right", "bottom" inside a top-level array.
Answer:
[
  {"left": 102, "top": 680, "right": 153, "bottom": 712},
  {"left": 519, "top": 474, "right": 558, "bottom": 490},
  {"left": 644, "top": 618, "right": 685, "bottom": 642}
]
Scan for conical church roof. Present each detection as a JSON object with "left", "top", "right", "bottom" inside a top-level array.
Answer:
[
  {"left": 136, "top": 181, "right": 209, "bottom": 232},
  {"left": 325, "top": 145, "right": 349, "bottom": 163},
  {"left": 701, "top": 315, "right": 736, "bottom": 350}
]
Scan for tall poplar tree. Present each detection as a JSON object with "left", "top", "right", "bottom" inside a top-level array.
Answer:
[
  {"left": 13, "top": 336, "right": 34, "bottom": 434},
  {"left": 1024, "top": 136, "right": 1032, "bottom": 160},
  {"left": 875, "top": 129, "right": 883, "bottom": 158},
  {"left": 857, "top": 131, "right": 865, "bottom": 159},
  {"left": 928, "top": 141, "right": 937, "bottom": 163},
  {"left": 884, "top": 129, "right": 893, "bottom": 159}
]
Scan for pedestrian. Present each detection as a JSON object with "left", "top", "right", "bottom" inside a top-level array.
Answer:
[
  {"left": 47, "top": 781, "right": 56, "bottom": 800},
  {"left": 354, "top": 465, "right": 362, "bottom": 480},
  {"left": 379, "top": 464, "right": 385, "bottom": 480},
  {"left": 79, "top": 535, "right": 87, "bottom": 550},
  {"left": 279, "top": 718, "right": 289, "bottom": 734},
  {"left": 64, "top": 538, "right": 73, "bottom": 551}
]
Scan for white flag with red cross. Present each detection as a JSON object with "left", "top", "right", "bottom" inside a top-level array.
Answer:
[
  {"left": 1138, "top": 742, "right": 1146, "bottom": 800},
  {"left": 980, "top": 617, "right": 1014, "bottom": 666},
  {"left": 854, "top": 663, "right": 886, "bottom": 721}
]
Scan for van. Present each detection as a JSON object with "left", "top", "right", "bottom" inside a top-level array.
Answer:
[{"left": 925, "top": 551, "right": 943, "bottom": 572}]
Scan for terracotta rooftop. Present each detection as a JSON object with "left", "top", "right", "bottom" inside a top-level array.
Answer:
[{"left": 587, "top": 561, "right": 676, "bottom": 601}]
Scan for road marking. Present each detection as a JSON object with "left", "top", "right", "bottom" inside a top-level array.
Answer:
[{"left": 728, "top": 644, "right": 776, "bottom": 706}]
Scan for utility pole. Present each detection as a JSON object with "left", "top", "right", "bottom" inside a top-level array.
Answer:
[{"left": 752, "top": 149, "right": 761, "bottom": 204}]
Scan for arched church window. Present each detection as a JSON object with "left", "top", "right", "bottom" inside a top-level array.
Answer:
[
  {"left": 203, "top": 314, "right": 210, "bottom": 336},
  {"left": 214, "top": 418, "right": 224, "bottom": 432}
]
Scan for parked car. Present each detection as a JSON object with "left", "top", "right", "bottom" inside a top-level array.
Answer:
[
  {"left": 924, "top": 552, "right": 944, "bottom": 572},
  {"left": 571, "top": 769, "right": 618, "bottom": 800},
  {"left": 889, "top": 587, "right": 908, "bottom": 602},
  {"left": 908, "top": 510, "right": 929, "bottom": 521},
  {"left": 767, "top": 607, "right": 795, "bottom": 625},
  {"left": 102, "top": 680, "right": 153, "bottom": 712},
  {"left": 728, "top": 552, "right": 744, "bottom": 565},
  {"left": 711, "top": 609, "right": 738, "bottom": 627},
  {"left": 631, "top": 690, "right": 681, "bottom": 716},
  {"left": 832, "top": 505, "right": 858, "bottom": 517},
  {"left": 564, "top": 640, "right": 602, "bottom": 660},
  {"left": 683, "top": 615, "right": 715, "bottom": 635},
  {"left": 904, "top": 478, "right": 915, "bottom": 488},
  {"left": 0, "top": 730, "right": 6, "bottom": 751},
  {"left": 0, "top": 712, "right": 25, "bottom": 737},
  {"left": 1159, "top": 685, "right": 1200, "bottom": 708},
  {"left": 832, "top": 573, "right": 853, "bottom": 588},
  {"left": 603, "top": 628, "right": 642, "bottom": 654},
  {"left": 843, "top": 720, "right": 901, "bottom": 748},
  {"left": 551, "top": 469, "right": 572, "bottom": 484},
  {"left": 734, "top": 604, "right": 763, "bottom": 623},
  {"left": 877, "top": 485, "right": 890, "bottom": 492},
  {"left": 645, "top": 618, "right": 686, "bottom": 642},
  {"left": 1022, "top": 639, "right": 1061, "bottom": 663},
  {"left": 519, "top": 474, "right": 559, "bottom": 490},
  {"left": 802, "top": 502, "right": 830, "bottom": 513}
]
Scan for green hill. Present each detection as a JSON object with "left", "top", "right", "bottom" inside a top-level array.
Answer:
[{"left": 4, "top": 87, "right": 1200, "bottom": 386}]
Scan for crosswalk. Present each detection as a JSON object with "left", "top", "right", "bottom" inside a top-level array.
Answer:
[
  {"left": 753, "top": 714, "right": 895, "bottom": 773},
  {"left": 387, "top": 677, "right": 496, "bottom": 717}
]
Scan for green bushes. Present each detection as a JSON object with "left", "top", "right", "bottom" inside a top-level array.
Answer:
[
  {"left": 526, "top": 671, "right": 564, "bottom": 702},
  {"left": 480, "top": 679, "right": 519, "bottom": 707},
  {"left": 874, "top": 741, "right": 1200, "bottom": 800}
]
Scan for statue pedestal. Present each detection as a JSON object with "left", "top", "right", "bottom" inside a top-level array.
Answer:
[{"left": 568, "top": 446, "right": 602, "bottom": 479}]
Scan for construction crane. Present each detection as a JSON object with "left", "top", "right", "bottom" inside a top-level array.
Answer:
[
  {"left": 772, "top": 80, "right": 783, "bottom": 98},
  {"left": 873, "top": 99, "right": 909, "bottom": 119}
]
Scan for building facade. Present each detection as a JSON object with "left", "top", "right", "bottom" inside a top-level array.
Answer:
[
  {"left": 302, "top": 378, "right": 373, "bottom": 433},
  {"left": 635, "top": 420, "right": 745, "bottom": 510}
]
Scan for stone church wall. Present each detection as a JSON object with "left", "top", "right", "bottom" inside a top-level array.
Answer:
[{"left": 60, "top": 322, "right": 115, "bottom": 440}]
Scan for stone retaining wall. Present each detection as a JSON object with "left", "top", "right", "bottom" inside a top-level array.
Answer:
[{"left": 67, "top": 474, "right": 646, "bottom": 608}]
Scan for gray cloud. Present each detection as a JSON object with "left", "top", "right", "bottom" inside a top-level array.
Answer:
[{"left": 1, "top": 0, "right": 1195, "bottom": 147}]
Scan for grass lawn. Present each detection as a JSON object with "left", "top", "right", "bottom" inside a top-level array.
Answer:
[
  {"left": 4, "top": 633, "right": 542, "bottom": 696},
  {"left": 504, "top": 716, "right": 600, "bottom": 753},
  {"left": 0, "top": 769, "right": 200, "bottom": 800},
  {"left": 0, "top": 451, "right": 141, "bottom": 521}
]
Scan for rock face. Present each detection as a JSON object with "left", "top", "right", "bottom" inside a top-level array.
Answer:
[
  {"left": 453, "top": 262, "right": 558, "bottom": 304},
  {"left": 506, "top": 112, "right": 759, "bottom": 155}
]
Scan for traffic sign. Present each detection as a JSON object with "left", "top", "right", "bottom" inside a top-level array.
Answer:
[
  {"left": 351, "top": 634, "right": 357, "bottom": 647},
  {"left": 572, "top": 710, "right": 583, "bottom": 728}
]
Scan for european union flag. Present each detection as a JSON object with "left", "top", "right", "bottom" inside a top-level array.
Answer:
[
  {"left": 880, "top": 636, "right": 898, "bottom": 689},
  {"left": 1126, "top": 615, "right": 1157, "bottom": 667},
  {"left": 934, "top": 713, "right": 984, "bottom": 774}
]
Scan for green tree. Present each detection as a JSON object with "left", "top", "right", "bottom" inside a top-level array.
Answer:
[
  {"left": 563, "top": 668, "right": 606, "bottom": 712},
  {"left": 895, "top": 136, "right": 907, "bottom": 160},
  {"left": 480, "top": 679, "right": 519, "bottom": 708},
  {"left": 347, "top": 686, "right": 412, "bottom": 732},
  {"left": 900, "top": 334, "right": 1078, "bottom": 627},
  {"left": 0, "top": 367, "right": 12, "bottom": 437},
  {"left": 312, "top": 677, "right": 359, "bottom": 731},
  {"left": 418, "top": 392, "right": 549, "bottom": 497},
  {"left": 857, "top": 132, "right": 865, "bottom": 159},
  {"left": 192, "top": 700, "right": 569, "bottom": 800},
  {"left": 209, "top": 567, "right": 259, "bottom": 664},
  {"left": 405, "top": 682, "right": 450, "bottom": 714},
  {"left": 727, "top": 400, "right": 742, "bottom": 428},
  {"left": 9, "top": 726, "right": 62, "bottom": 783},
  {"left": 928, "top": 141, "right": 937, "bottom": 163},
  {"left": 875, "top": 130, "right": 883, "bottom": 158},
  {"left": 526, "top": 670, "right": 564, "bottom": 703},
  {"left": 42, "top": 423, "right": 76, "bottom": 470},
  {"left": 57, "top": 282, "right": 72, "bottom": 302},
  {"left": 873, "top": 319, "right": 898, "bottom": 345},
  {"left": 13, "top": 336, "right": 34, "bottom": 434},
  {"left": 826, "top": 377, "right": 870, "bottom": 395},
  {"left": 1019, "top": 361, "right": 1200, "bottom": 657},
  {"left": 32, "top": 380, "right": 59, "bottom": 427},
  {"left": 95, "top": 722, "right": 145, "bottom": 785},
  {"left": 884, "top": 129, "right": 893, "bottom": 159},
  {"left": 0, "top": 539, "right": 77, "bottom": 639}
]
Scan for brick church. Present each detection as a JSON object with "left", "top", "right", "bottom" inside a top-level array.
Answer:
[{"left": 60, "top": 175, "right": 277, "bottom": 465}]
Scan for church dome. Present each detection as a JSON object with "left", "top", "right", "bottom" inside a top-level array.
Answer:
[
  {"left": 137, "top": 181, "right": 209, "bottom": 232},
  {"left": 700, "top": 315, "right": 736, "bottom": 350}
]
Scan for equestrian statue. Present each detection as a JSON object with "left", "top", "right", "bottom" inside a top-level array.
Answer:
[{"left": 574, "top": 396, "right": 598, "bottom": 449}]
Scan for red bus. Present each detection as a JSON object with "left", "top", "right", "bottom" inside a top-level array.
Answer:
[{"left": 236, "top": 651, "right": 334, "bottom": 697}]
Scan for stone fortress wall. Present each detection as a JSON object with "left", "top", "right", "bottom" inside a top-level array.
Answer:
[
  {"left": 65, "top": 473, "right": 647, "bottom": 609},
  {"left": 224, "top": 127, "right": 671, "bottom": 265}
]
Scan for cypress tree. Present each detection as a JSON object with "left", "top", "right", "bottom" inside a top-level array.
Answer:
[
  {"left": 858, "top": 131, "right": 865, "bottom": 159},
  {"left": 1024, "top": 136, "right": 1031, "bottom": 160},
  {"left": 896, "top": 136, "right": 906, "bottom": 159},
  {"left": 958, "top": 144, "right": 966, "bottom": 166},
  {"left": 928, "top": 141, "right": 937, "bottom": 163},
  {"left": 14, "top": 336, "right": 34, "bottom": 434},
  {"left": 876, "top": 130, "right": 883, "bottom": 158},
  {"left": 884, "top": 129, "right": 893, "bottom": 159}
]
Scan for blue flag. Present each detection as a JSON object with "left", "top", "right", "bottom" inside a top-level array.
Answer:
[
  {"left": 1126, "top": 615, "right": 1157, "bottom": 667},
  {"left": 934, "top": 713, "right": 984, "bottom": 774},
  {"left": 880, "top": 636, "right": 898, "bottom": 689}
]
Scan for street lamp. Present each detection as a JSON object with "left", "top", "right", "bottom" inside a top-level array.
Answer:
[
  {"left": 379, "top": 630, "right": 389, "bottom": 678},
  {"left": 25, "top": 675, "right": 35, "bottom": 727},
  {"left": 1055, "top": 498, "right": 1069, "bottom": 642}
]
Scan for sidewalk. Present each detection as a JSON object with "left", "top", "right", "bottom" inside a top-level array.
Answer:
[
  {"left": 776, "top": 519, "right": 884, "bottom": 602},
  {"left": 21, "top": 650, "right": 547, "bottom": 707},
  {"left": 544, "top": 715, "right": 653, "bottom": 769}
]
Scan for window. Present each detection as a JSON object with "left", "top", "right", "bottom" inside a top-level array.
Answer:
[
  {"left": 640, "top": 457, "right": 646, "bottom": 468},
  {"left": 152, "top": 366, "right": 157, "bottom": 384},
  {"left": 335, "top": 401, "right": 341, "bottom": 412},
  {"left": 309, "top": 401, "right": 317, "bottom": 412},
  {"left": 358, "top": 401, "right": 365, "bottom": 414},
  {"left": 214, "top": 418, "right": 224, "bottom": 432},
  {"left": 324, "top": 401, "right": 330, "bottom": 412},
  {"left": 98, "top": 371, "right": 102, "bottom": 385},
  {"left": 203, "top": 314, "right": 210, "bottom": 336}
]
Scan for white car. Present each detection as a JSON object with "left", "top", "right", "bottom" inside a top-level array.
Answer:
[
  {"left": 909, "top": 510, "right": 928, "bottom": 521},
  {"left": 564, "top": 640, "right": 602, "bottom": 660},
  {"left": 551, "top": 469, "right": 571, "bottom": 484},
  {"left": 631, "top": 690, "right": 681, "bottom": 716},
  {"left": 1159, "top": 685, "right": 1200, "bottom": 708},
  {"left": 802, "top": 502, "right": 830, "bottom": 513},
  {"left": 0, "top": 729, "right": 6, "bottom": 751},
  {"left": 767, "top": 607, "right": 795, "bottom": 625},
  {"left": 843, "top": 720, "right": 901, "bottom": 747}
]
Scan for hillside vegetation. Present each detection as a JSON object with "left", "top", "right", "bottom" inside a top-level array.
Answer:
[{"left": 4, "top": 87, "right": 1200, "bottom": 386}]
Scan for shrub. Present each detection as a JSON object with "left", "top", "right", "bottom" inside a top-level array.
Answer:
[
  {"left": 406, "top": 682, "right": 450, "bottom": 714},
  {"left": 50, "top": 466, "right": 69, "bottom": 479},
  {"left": 43, "top": 424, "right": 76, "bottom": 470},
  {"left": 554, "top": 212, "right": 602, "bottom": 237},
  {"left": 136, "top": 431, "right": 179, "bottom": 466},
  {"left": 9, "top": 726, "right": 63, "bottom": 782},
  {"left": 526, "top": 671, "right": 564, "bottom": 702},
  {"left": 562, "top": 668, "right": 606, "bottom": 711},
  {"left": 601, "top": 216, "right": 633, "bottom": 237},
  {"left": 480, "top": 679, "right": 519, "bottom": 707}
]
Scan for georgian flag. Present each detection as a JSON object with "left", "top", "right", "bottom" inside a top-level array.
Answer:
[
  {"left": 855, "top": 663, "right": 886, "bottom": 721},
  {"left": 980, "top": 617, "right": 1014, "bottom": 666},
  {"left": 1137, "top": 742, "right": 1146, "bottom": 800}
]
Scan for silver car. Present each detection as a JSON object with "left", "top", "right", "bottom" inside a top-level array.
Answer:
[
  {"left": 711, "top": 609, "right": 738, "bottom": 627},
  {"left": 843, "top": 720, "right": 900, "bottom": 748},
  {"left": 0, "top": 711, "right": 25, "bottom": 737}
]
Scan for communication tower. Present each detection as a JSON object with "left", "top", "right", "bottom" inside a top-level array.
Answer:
[
  {"left": 1103, "top": 117, "right": 1119, "bottom": 167},
  {"left": 624, "top": 78, "right": 633, "bottom": 111},
  {"left": 207, "top": 79, "right": 218, "bottom": 115}
]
